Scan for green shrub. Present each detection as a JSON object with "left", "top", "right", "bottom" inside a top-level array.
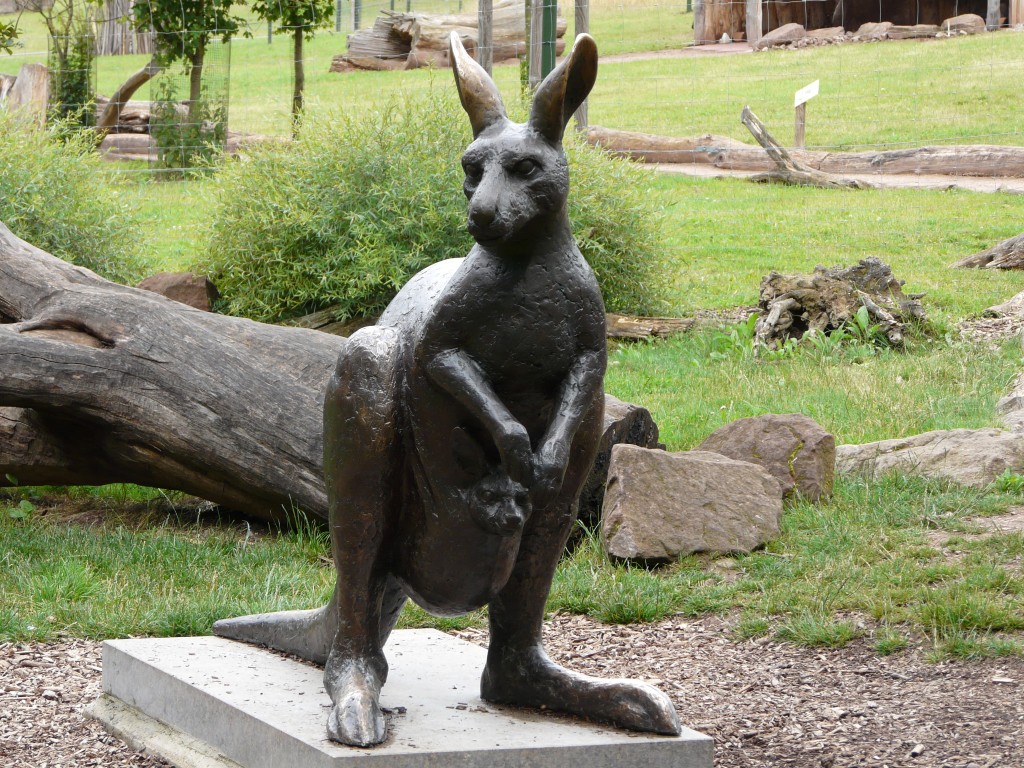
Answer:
[
  {"left": 195, "top": 88, "right": 670, "bottom": 323},
  {"left": 0, "top": 114, "right": 145, "bottom": 284}
]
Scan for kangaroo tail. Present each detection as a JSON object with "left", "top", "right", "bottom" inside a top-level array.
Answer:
[{"left": 213, "top": 601, "right": 337, "bottom": 666}]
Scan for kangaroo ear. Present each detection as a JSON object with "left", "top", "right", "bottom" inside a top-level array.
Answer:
[
  {"left": 449, "top": 31, "right": 507, "bottom": 138},
  {"left": 529, "top": 34, "right": 598, "bottom": 143}
]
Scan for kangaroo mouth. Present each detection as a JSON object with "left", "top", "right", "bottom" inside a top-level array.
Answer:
[{"left": 467, "top": 221, "right": 510, "bottom": 244}]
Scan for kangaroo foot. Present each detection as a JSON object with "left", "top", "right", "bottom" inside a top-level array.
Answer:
[
  {"left": 481, "top": 645, "right": 681, "bottom": 736},
  {"left": 324, "top": 657, "right": 388, "bottom": 747}
]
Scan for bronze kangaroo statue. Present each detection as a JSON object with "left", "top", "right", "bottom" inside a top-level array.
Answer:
[{"left": 214, "top": 32, "right": 681, "bottom": 747}]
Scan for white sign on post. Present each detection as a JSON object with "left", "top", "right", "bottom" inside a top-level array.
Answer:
[{"left": 794, "top": 80, "right": 820, "bottom": 108}]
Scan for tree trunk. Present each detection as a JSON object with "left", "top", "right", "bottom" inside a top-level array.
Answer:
[
  {"left": 588, "top": 125, "right": 1024, "bottom": 179},
  {"left": 292, "top": 28, "right": 304, "bottom": 123},
  {"left": 951, "top": 233, "right": 1024, "bottom": 270},
  {"left": 0, "top": 222, "right": 338, "bottom": 522},
  {"left": 188, "top": 46, "right": 205, "bottom": 121},
  {"left": 740, "top": 106, "right": 875, "bottom": 189},
  {"left": 0, "top": 223, "right": 653, "bottom": 525}
]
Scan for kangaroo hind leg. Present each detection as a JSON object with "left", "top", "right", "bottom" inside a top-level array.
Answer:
[{"left": 322, "top": 326, "right": 406, "bottom": 747}]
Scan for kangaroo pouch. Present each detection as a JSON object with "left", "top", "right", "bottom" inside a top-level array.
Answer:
[{"left": 393, "top": 432, "right": 524, "bottom": 617}]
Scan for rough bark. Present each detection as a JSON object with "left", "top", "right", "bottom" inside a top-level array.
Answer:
[
  {"left": 951, "top": 232, "right": 1024, "bottom": 270},
  {"left": 741, "top": 106, "right": 875, "bottom": 189},
  {"left": 0, "top": 221, "right": 339, "bottom": 522},
  {"left": 587, "top": 125, "right": 1024, "bottom": 179}
]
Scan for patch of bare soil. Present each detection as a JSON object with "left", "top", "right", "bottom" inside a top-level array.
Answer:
[
  {"left": 6, "top": 617, "right": 1020, "bottom": 768},
  {"left": 927, "top": 507, "right": 1024, "bottom": 551}
]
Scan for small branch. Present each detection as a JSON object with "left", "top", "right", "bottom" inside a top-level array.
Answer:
[{"left": 740, "top": 106, "right": 875, "bottom": 190}]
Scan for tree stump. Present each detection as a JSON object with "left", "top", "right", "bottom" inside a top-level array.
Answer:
[{"left": 755, "top": 257, "right": 926, "bottom": 349}]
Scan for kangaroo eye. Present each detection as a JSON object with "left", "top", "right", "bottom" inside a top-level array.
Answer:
[
  {"left": 462, "top": 162, "right": 482, "bottom": 182},
  {"left": 513, "top": 159, "right": 539, "bottom": 177}
]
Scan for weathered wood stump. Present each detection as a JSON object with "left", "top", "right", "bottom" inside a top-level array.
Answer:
[{"left": 755, "top": 257, "right": 926, "bottom": 349}]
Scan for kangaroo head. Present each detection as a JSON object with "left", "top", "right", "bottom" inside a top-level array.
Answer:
[{"left": 449, "top": 33, "right": 598, "bottom": 248}]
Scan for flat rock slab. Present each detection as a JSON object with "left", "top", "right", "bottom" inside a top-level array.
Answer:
[{"left": 89, "top": 630, "right": 712, "bottom": 768}]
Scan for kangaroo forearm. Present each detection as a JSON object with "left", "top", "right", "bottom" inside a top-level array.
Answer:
[
  {"left": 541, "top": 351, "right": 604, "bottom": 450},
  {"left": 423, "top": 348, "right": 521, "bottom": 437}
]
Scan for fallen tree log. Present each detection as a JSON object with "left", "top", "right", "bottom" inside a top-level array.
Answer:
[
  {"left": 333, "top": 0, "right": 565, "bottom": 71},
  {"left": 0, "top": 222, "right": 338, "bottom": 521},
  {"left": 587, "top": 125, "right": 1024, "bottom": 179},
  {"left": 755, "top": 257, "right": 926, "bottom": 349},
  {"left": 951, "top": 232, "right": 1024, "bottom": 270}
]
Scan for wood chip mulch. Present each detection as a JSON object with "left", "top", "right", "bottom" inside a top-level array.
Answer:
[{"left": 2, "top": 616, "right": 1022, "bottom": 768}]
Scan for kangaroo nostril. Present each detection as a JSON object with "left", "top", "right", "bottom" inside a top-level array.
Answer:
[{"left": 469, "top": 207, "right": 495, "bottom": 228}]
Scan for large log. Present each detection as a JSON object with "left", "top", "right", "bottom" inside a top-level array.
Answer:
[
  {"left": 0, "top": 222, "right": 337, "bottom": 522},
  {"left": 587, "top": 125, "right": 1024, "bottom": 179},
  {"left": 335, "top": 0, "right": 565, "bottom": 71}
]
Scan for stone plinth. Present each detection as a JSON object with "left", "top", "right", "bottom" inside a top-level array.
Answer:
[{"left": 88, "top": 630, "right": 713, "bottom": 768}]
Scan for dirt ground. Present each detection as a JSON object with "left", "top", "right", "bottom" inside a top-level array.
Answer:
[{"left": 2, "top": 614, "right": 1021, "bottom": 768}]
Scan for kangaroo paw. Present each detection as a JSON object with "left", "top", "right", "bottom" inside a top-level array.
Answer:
[
  {"left": 324, "top": 654, "right": 388, "bottom": 746},
  {"left": 482, "top": 646, "right": 681, "bottom": 736},
  {"left": 327, "top": 688, "right": 387, "bottom": 747}
]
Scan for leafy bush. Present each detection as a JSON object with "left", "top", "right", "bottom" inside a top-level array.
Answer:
[
  {"left": 150, "top": 72, "right": 227, "bottom": 178},
  {"left": 0, "top": 114, "right": 145, "bottom": 284},
  {"left": 196, "top": 88, "right": 670, "bottom": 323}
]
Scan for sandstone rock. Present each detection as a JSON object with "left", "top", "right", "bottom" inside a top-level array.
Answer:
[
  {"left": 997, "top": 374, "right": 1024, "bottom": 432},
  {"left": 577, "top": 395, "right": 661, "bottom": 530},
  {"left": 807, "top": 26, "right": 845, "bottom": 40},
  {"left": 697, "top": 413, "right": 835, "bottom": 501},
  {"left": 138, "top": 272, "right": 219, "bottom": 311},
  {"left": 887, "top": 23, "right": 940, "bottom": 39},
  {"left": 754, "top": 23, "right": 806, "bottom": 50},
  {"left": 941, "top": 13, "right": 985, "bottom": 34},
  {"left": 836, "top": 429, "right": 1024, "bottom": 488},
  {"left": 601, "top": 446, "right": 783, "bottom": 562},
  {"left": 854, "top": 21, "right": 892, "bottom": 40}
]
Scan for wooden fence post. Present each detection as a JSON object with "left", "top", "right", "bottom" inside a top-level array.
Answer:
[
  {"left": 529, "top": 0, "right": 542, "bottom": 88},
  {"left": 986, "top": 0, "right": 1000, "bottom": 29},
  {"left": 573, "top": 0, "right": 590, "bottom": 130},
  {"left": 693, "top": 0, "right": 706, "bottom": 43},
  {"left": 478, "top": 0, "right": 493, "bottom": 74},
  {"left": 745, "top": 0, "right": 762, "bottom": 46}
]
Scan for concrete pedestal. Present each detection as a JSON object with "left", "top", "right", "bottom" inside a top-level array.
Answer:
[{"left": 88, "top": 629, "right": 713, "bottom": 768}]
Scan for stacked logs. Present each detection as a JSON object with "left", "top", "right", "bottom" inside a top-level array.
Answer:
[{"left": 331, "top": 0, "right": 566, "bottom": 72}]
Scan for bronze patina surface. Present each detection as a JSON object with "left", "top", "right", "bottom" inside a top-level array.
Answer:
[{"left": 215, "top": 32, "right": 681, "bottom": 747}]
